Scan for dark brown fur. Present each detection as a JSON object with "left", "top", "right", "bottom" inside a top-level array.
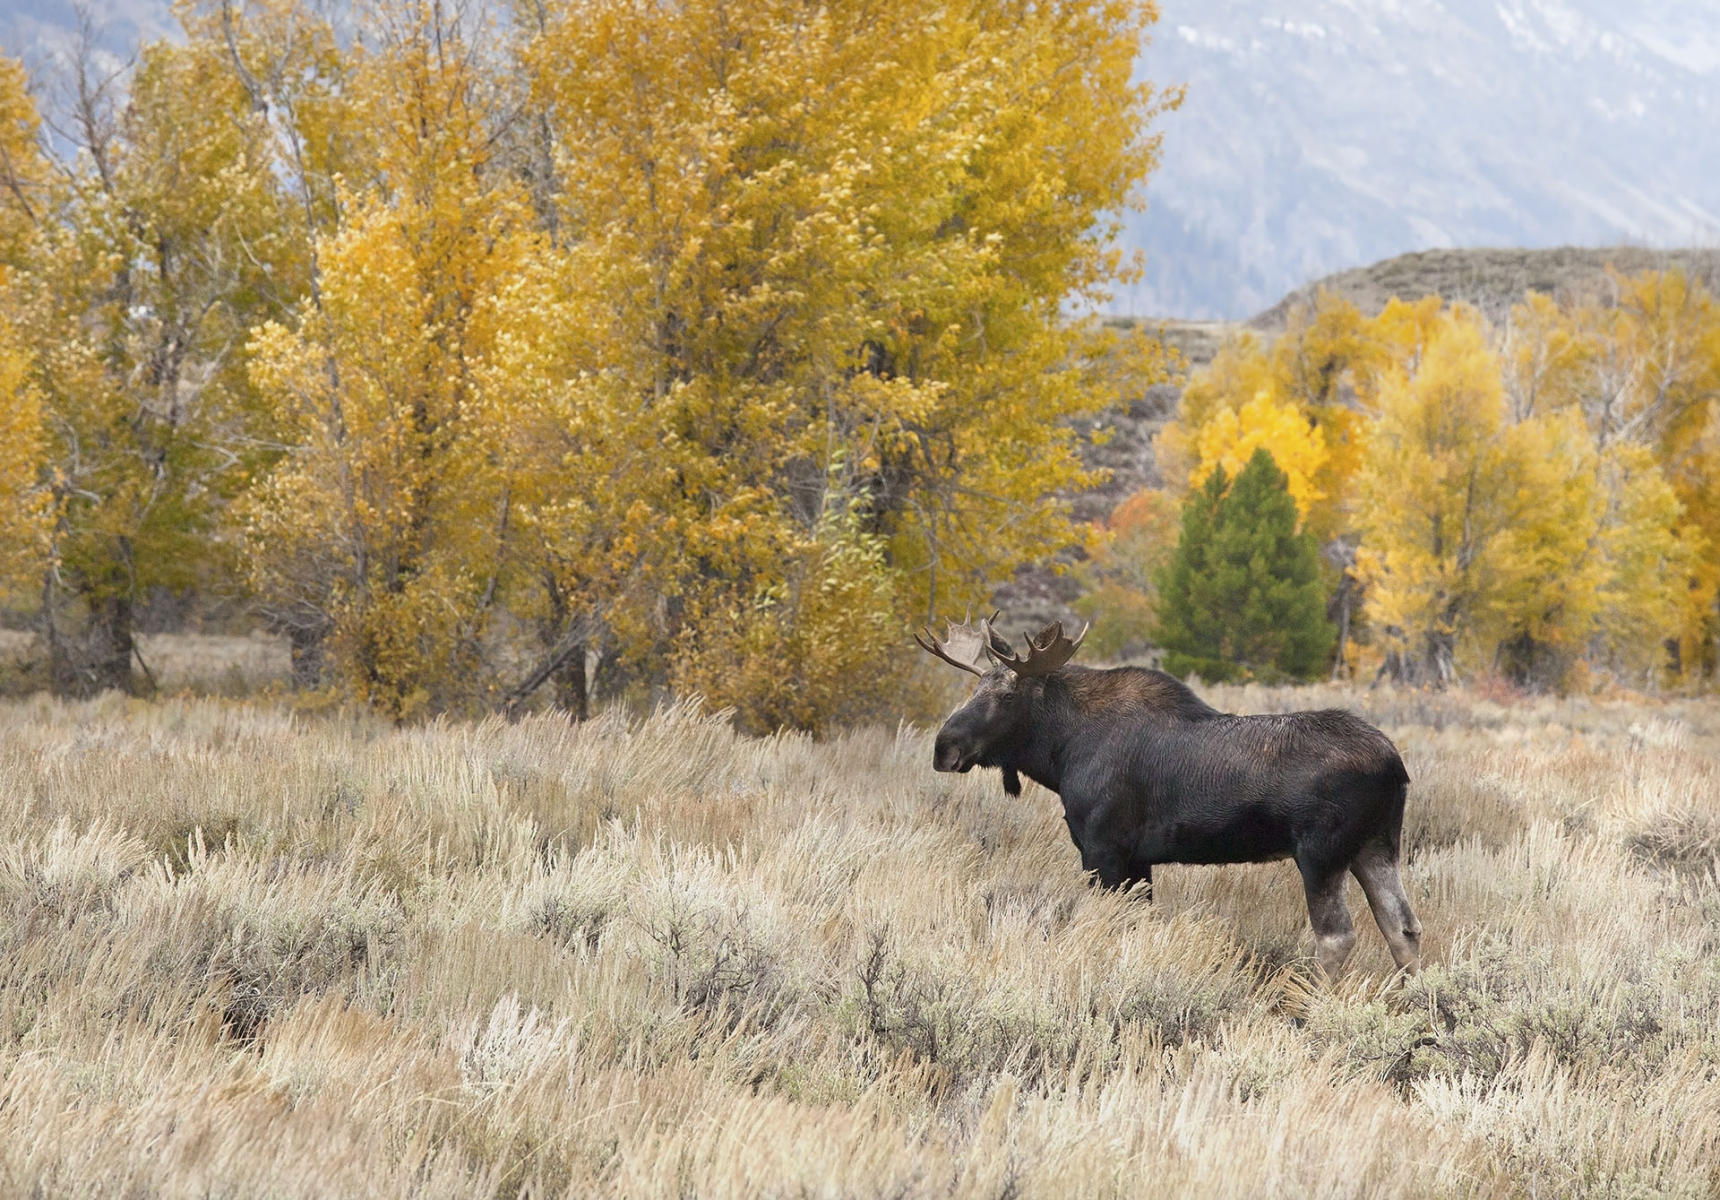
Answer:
[{"left": 932, "top": 664, "right": 1423, "bottom": 977}]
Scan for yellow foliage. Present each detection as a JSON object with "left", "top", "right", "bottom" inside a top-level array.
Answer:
[
  {"left": 229, "top": 0, "right": 1178, "bottom": 724},
  {"left": 1365, "top": 295, "right": 1447, "bottom": 373},
  {"left": 0, "top": 54, "right": 47, "bottom": 275},
  {"left": 0, "top": 60, "right": 49, "bottom": 596},
  {"left": 1156, "top": 333, "right": 1274, "bottom": 493},
  {"left": 0, "top": 313, "right": 49, "bottom": 595},
  {"left": 519, "top": 0, "right": 1174, "bottom": 718},
  {"left": 1500, "top": 291, "right": 1595, "bottom": 421},
  {"left": 1354, "top": 309, "right": 1603, "bottom": 684},
  {"left": 1189, "top": 390, "right": 1328, "bottom": 524},
  {"left": 0, "top": 30, "right": 309, "bottom": 691},
  {"left": 241, "top": 12, "right": 541, "bottom": 716},
  {"left": 1167, "top": 280, "right": 1718, "bottom": 692},
  {"left": 17, "top": 4, "right": 1716, "bottom": 709},
  {"left": 672, "top": 501, "right": 902, "bottom": 735},
  {"left": 1160, "top": 293, "right": 1378, "bottom": 539},
  {"left": 1590, "top": 442, "right": 1702, "bottom": 682}
]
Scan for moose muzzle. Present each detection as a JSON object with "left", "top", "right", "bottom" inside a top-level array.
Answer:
[{"left": 932, "top": 734, "right": 975, "bottom": 773}]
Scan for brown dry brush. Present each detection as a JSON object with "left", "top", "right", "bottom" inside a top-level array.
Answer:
[{"left": 1, "top": 685, "right": 1718, "bottom": 1197}]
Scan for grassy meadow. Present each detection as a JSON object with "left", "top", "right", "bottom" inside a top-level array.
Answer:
[{"left": 2, "top": 664, "right": 1719, "bottom": 1197}]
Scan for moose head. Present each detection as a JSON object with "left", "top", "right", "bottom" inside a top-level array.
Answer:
[{"left": 914, "top": 613, "right": 1087, "bottom": 792}]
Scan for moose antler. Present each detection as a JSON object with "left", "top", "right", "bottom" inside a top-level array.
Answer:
[
  {"left": 914, "top": 611, "right": 1001, "bottom": 677},
  {"left": 992, "top": 620, "right": 1088, "bottom": 677}
]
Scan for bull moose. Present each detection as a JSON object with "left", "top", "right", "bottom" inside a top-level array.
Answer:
[{"left": 915, "top": 615, "right": 1422, "bottom": 978}]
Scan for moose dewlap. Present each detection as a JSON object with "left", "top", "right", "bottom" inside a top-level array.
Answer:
[{"left": 916, "top": 615, "right": 1422, "bottom": 978}]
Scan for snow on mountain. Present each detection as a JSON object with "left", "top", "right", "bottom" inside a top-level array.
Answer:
[{"left": 1123, "top": 0, "right": 1720, "bottom": 318}]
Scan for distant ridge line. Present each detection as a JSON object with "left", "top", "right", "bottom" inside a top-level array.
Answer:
[{"left": 1249, "top": 245, "right": 1720, "bottom": 332}]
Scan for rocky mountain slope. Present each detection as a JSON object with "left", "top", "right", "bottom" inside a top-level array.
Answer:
[
  {"left": 1118, "top": 0, "right": 1720, "bottom": 319},
  {"left": 1254, "top": 245, "right": 1720, "bottom": 329}
]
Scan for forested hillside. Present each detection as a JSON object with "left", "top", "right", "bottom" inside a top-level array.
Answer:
[{"left": 1079, "top": 266, "right": 1720, "bottom": 690}]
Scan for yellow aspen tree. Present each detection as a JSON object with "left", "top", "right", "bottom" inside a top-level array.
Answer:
[
  {"left": 1188, "top": 390, "right": 1328, "bottom": 524},
  {"left": 1365, "top": 294, "right": 1448, "bottom": 372},
  {"left": 5, "top": 31, "right": 296, "bottom": 695},
  {"left": 525, "top": 0, "right": 1175, "bottom": 726},
  {"left": 1483, "top": 408, "right": 1606, "bottom": 688},
  {"left": 1593, "top": 270, "right": 1718, "bottom": 453},
  {"left": 1155, "top": 332, "right": 1275, "bottom": 494},
  {"left": 0, "top": 314, "right": 48, "bottom": 596},
  {"left": 1354, "top": 308, "right": 1601, "bottom": 686},
  {"left": 1163, "top": 293, "right": 1392, "bottom": 538},
  {"left": 0, "top": 54, "right": 46, "bottom": 273},
  {"left": 176, "top": 0, "right": 366, "bottom": 293},
  {"left": 1500, "top": 290, "right": 1595, "bottom": 422},
  {"left": 1588, "top": 442, "right": 1701, "bottom": 684},
  {"left": 241, "top": 5, "right": 541, "bottom": 716},
  {"left": 1670, "top": 410, "right": 1720, "bottom": 678},
  {"left": 464, "top": 241, "right": 676, "bottom": 720},
  {"left": 1548, "top": 271, "right": 1720, "bottom": 676},
  {"left": 1272, "top": 292, "right": 1390, "bottom": 536},
  {"left": 0, "top": 57, "right": 50, "bottom": 597},
  {"left": 1274, "top": 290, "right": 1386, "bottom": 408},
  {"left": 1606, "top": 272, "right": 1720, "bottom": 674}
]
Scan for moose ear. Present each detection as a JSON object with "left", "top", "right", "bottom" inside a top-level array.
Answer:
[{"left": 985, "top": 626, "right": 1014, "bottom": 660}]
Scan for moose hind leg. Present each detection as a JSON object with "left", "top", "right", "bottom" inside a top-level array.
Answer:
[
  {"left": 1299, "top": 863, "right": 1355, "bottom": 981},
  {"left": 1351, "top": 845, "right": 1423, "bottom": 972}
]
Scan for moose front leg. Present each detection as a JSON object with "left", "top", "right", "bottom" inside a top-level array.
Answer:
[
  {"left": 1080, "top": 841, "right": 1132, "bottom": 891},
  {"left": 1079, "top": 842, "right": 1152, "bottom": 899},
  {"left": 1299, "top": 861, "right": 1356, "bottom": 980}
]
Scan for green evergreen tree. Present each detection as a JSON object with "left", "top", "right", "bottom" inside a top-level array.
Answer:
[{"left": 1154, "top": 448, "right": 1334, "bottom": 682}]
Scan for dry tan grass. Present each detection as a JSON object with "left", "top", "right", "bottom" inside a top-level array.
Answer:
[{"left": 2, "top": 684, "right": 1718, "bottom": 1197}]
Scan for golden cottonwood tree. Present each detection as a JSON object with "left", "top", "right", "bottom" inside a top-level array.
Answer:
[
  {"left": 0, "top": 54, "right": 46, "bottom": 271},
  {"left": 1588, "top": 442, "right": 1700, "bottom": 682},
  {"left": 1354, "top": 312, "right": 1498, "bottom": 683},
  {"left": 1500, "top": 291, "right": 1595, "bottom": 422},
  {"left": 1598, "top": 272, "right": 1720, "bottom": 671},
  {"left": 519, "top": 0, "right": 1173, "bottom": 728},
  {"left": 1188, "top": 391, "right": 1328, "bottom": 523},
  {"left": 1159, "top": 293, "right": 1393, "bottom": 540},
  {"left": 0, "top": 58, "right": 50, "bottom": 597},
  {"left": 0, "top": 23, "right": 312, "bottom": 695},
  {"left": 241, "top": 7, "right": 544, "bottom": 717},
  {"left": 1154, "top": 332, "right": 1275, "bottom": 495},
  {"left": 0, "top": 313, "right": 48, "bottom": 596},
  {"left": 178, "top": 0, "right": 365, "bottom": 288},
  {"left": 1492, "top": 271, "right": 1720, "bottom": 678},
  {"left": 1355, "top": 309, "right": 1615, "bottom": 686}
]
